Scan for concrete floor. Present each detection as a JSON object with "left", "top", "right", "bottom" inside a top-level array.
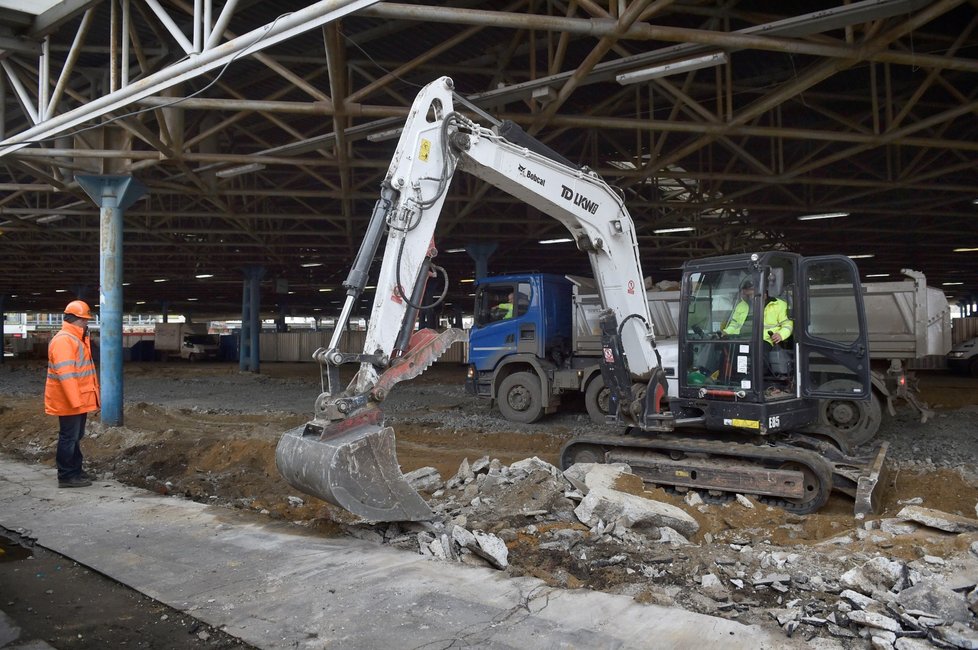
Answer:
[{"left": 0, "top": 458, "right": 803, "bottom": 649}]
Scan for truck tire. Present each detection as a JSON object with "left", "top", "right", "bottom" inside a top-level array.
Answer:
[
  {"left": 585, "top": 375, "right": 610, "bottom": 424},
  {"left": 497, "top": 372, "right": 544, "bottom": 424},
  {"left": 809, "top": 379, "right": 883, "bottom": 448}
]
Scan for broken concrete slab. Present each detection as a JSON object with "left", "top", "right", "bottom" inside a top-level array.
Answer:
[
  {"left": 840, "top": 557, "right": 908, "bottom": 594},
  {"left": 847, "top": 610, "right": 902, "bottom": 633},
  {"left": 896, "top": 580, "right": 972, "bottom": 624},
  {"left": 896, "top": 506, "right": 978, "bottom": 533},
  {"left": 574, "top": 487, "right": 699, "bottom": 537},
  {"left": 933, "top": 622, "right": 978, "bottom": 650},
  {"left": 403, "top": 466, "right": 442, "bottom": 492}
]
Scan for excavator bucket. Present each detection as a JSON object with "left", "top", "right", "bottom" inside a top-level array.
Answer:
[
  {"left": 276, "top": 328, "right": 467, "bottom": 522},
  {"left": 275, "top": 416, "right": 433, "bottom": 522}
]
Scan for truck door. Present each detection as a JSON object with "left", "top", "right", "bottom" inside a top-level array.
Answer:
[
  {"left": 469, "top": 281, "right": 533, "bottom": 371},
  {"left": 797, "top": 256, "right": 871, "bottom": 399}
]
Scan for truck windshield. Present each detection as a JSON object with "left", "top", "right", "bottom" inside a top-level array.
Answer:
[
  {"left": 186, "top": 334, "right": 215, "bottom": 345},
  {"left": 474, "top": 283, "right": 530, "bottom": 326}
]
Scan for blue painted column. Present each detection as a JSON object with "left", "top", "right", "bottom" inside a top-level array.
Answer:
[
  {"left": 77, "top": 175, "right": 147, "bottom": 427},
  {"left": 466, "top": 242, "right": 498, "bottom": 280},
  {"left": 240, "top": 266, "right": 265, "bottom": 372}
]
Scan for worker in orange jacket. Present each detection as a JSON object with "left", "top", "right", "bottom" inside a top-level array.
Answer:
[{"left": 45, "top": 300, "right": 100, "bottom": 488}]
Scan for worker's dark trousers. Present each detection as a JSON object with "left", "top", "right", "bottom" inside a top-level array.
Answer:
[{"left": 56, "top": 413, "right": 87, "bottom": 480}]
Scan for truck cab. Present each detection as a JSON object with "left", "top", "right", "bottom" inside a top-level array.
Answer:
[{"left": 465, "top": 274, "right": 576, "bottom": 422}]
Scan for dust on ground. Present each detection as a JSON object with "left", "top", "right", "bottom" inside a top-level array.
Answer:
[{"left": 2, "top": 360, "right": 978, "bottom": 644}]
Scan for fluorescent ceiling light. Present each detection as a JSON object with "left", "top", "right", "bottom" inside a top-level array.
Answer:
[
  {"left": 300, "top": 262, "right": 323, "bottom": 268},
  {"left": 153, "top": 278, "right": 168, "bottom": 283},
  {"left": 444, "top": 248, "right": 467, "bottom": 254},
  {"left": 460, "top": 278, "right": 475, "bottom": 284},
  {"left": 798, "top": 212, "right": 849, "bottom": 221},
  {"left": 187, "top": 297, "right": 198, "bottom": 301},
  {"left": 539, "top": 238, "right": 573, "bottom": 244},
  {"left": 942, "top": 282, "right": 964, "bottom": 286},
  {"left": 36, "top": 214, "right": 65, "bottom": 224},
  {"left": 318, "top": 288, "right": 332, "bottom": 292},
  {"left": 195, "top": 273, "right": 214, "bottom": 279},
  {"left": 848, "top": 254, "right": 875, "bottom": 259},
  {"left": 617, "top": 52, "right": 727, "bottom": 85},
  {"left": 136, "top": 301, "right": 146, "bottom": 305},
  {"left": 865, "top": 273, "right": 890, "bottom": 278},
  {"left": 654, "top": 227, "right": 695, "bottom": 234},
  {"left": 953, "top": 247, "right": 978, "bottom": 252},
  {"left": 972, "top": 199, "right": 978, "bottom": 205},
  {"left": 215, "top": 162, "right": 266, "bottom": 178},
  {"left": 55, "top": 289, "right": 66, "bottom": 293}
]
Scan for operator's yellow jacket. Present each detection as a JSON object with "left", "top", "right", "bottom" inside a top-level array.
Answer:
[
  {"left": 723, "top": 298, "right": 793, "bottom": 345},
  {"left": 44, "top": 320, "right": 101, "bottom": 416}
]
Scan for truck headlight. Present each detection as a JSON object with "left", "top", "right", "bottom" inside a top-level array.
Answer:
[{"left": 948, "top": 352, "right": 964, "bottom": 359}]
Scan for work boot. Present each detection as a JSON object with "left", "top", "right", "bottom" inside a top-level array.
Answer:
[
  {"left": 58, "top": 476, "right": 92, "bottom": 488},
  {"left": 79, "top": 469, "right": 94, "bottom": 480}
]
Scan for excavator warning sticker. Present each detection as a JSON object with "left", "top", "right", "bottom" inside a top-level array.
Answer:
[
  {"left": 603, "top": 348, "right": 615, "bottom": 363},
  {"left": 724, "top": 418, "right": 760, "bottom": 429},
  {"left": 419, "top": 139, "right": 431, "bottom": 162}
]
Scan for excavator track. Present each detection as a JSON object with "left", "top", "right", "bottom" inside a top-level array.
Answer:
[{"left": 561, "top": 432, "right": 843, "bottom": 515}]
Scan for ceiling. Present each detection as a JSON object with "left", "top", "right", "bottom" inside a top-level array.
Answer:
[{"left": 0, "top": 0, "right": 976, "bottom": 320}]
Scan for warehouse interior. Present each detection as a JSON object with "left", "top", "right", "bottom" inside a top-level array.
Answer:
[
  {"left": 3, "top": 3, "right": 978, "bottom": 649},
  {"left": 0, "top": 0, "right": 976, "bottom": 320}
]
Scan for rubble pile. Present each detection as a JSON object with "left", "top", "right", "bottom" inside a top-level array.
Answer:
[{"left": 341, "top": 457, "right": 978, "bottom": 649}]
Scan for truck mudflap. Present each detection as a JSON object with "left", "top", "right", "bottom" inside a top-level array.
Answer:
[{"left": 275, "top": 413, "right": 433, "bottom": 522}]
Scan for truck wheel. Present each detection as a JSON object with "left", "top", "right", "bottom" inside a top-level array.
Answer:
[
  {"left": 585, "top": 375, "right": 610, "bottom": 425},
  {"left": 497, "top": 372, "right": 544, "bottom": 424},
  {"left": 809, "top": 379, "right": 883, "bottom": 448}
]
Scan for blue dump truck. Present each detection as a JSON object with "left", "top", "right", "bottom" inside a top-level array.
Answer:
[{"left": 465, "top": 269, "right": 950, "bottom": 449}]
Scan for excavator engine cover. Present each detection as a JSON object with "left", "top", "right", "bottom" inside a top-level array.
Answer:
[{"left": 275, "top": 419, "right": 433, "bottom": 522}]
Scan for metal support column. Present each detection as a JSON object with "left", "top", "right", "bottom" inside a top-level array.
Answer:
[
  {"left": 0, "top": 294, "right": 5, "bottom": 365},
  {"left": 466, "top": 242, "right": 498, "bottom": 280},
  {"left": 77, "top": 175, "right": 147, "bottom": 427},
  {"left": 239, "top": 266, "right": 264, "bottom": 372}
]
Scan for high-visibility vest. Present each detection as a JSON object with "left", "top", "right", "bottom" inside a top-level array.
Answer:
[
  {"left": 44, "top": 321, "right": 101, "bottom": 416},
  {"left": 763, "top": 298, "right": 793, "bottom": 345}
]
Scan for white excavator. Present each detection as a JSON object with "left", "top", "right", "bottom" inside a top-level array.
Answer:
[{"left": 275, "top": 77, "right": 887, "bottom": 522}]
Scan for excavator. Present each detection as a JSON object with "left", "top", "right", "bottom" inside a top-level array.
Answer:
[{"left": 275, "top": 76, "right": 887, "bottom": 522}]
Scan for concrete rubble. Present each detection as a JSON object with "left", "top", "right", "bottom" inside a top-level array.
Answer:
[{"left": 362, "top": 458, "right": 978, "bottom": 648}]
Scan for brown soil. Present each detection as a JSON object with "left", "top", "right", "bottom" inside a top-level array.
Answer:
[{"left": 3, "top": 360, "right": 978, "bottom": 634}]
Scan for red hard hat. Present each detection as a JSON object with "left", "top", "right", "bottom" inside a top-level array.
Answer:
[{"left": 64, "top": 300, "right": 93, "bottom": 320}]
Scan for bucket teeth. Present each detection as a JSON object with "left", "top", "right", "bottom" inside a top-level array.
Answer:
[{"left": 372, "top": 328, "right": 467, "bottom": 399}]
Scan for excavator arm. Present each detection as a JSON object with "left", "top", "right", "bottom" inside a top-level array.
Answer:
[{"left": 276, "top": 76, "right": 665, "bottom": 521}]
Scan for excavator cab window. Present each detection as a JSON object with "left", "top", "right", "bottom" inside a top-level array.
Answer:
[{"left": 682, "top": 269, "right": 759, "bottom": 392}]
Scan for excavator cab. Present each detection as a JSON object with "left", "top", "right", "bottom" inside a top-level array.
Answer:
[{"left": 673, "top": 251, "right": 872, "bottom": 434}]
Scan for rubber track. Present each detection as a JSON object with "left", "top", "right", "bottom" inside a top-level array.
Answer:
[{"left": 561, "top": 433, "right": 835, "bottom": 515}]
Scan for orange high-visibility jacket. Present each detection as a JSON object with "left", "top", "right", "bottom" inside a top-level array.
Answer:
[{"left": 44, "top": 320, "right": 101, "bottom": 416}]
